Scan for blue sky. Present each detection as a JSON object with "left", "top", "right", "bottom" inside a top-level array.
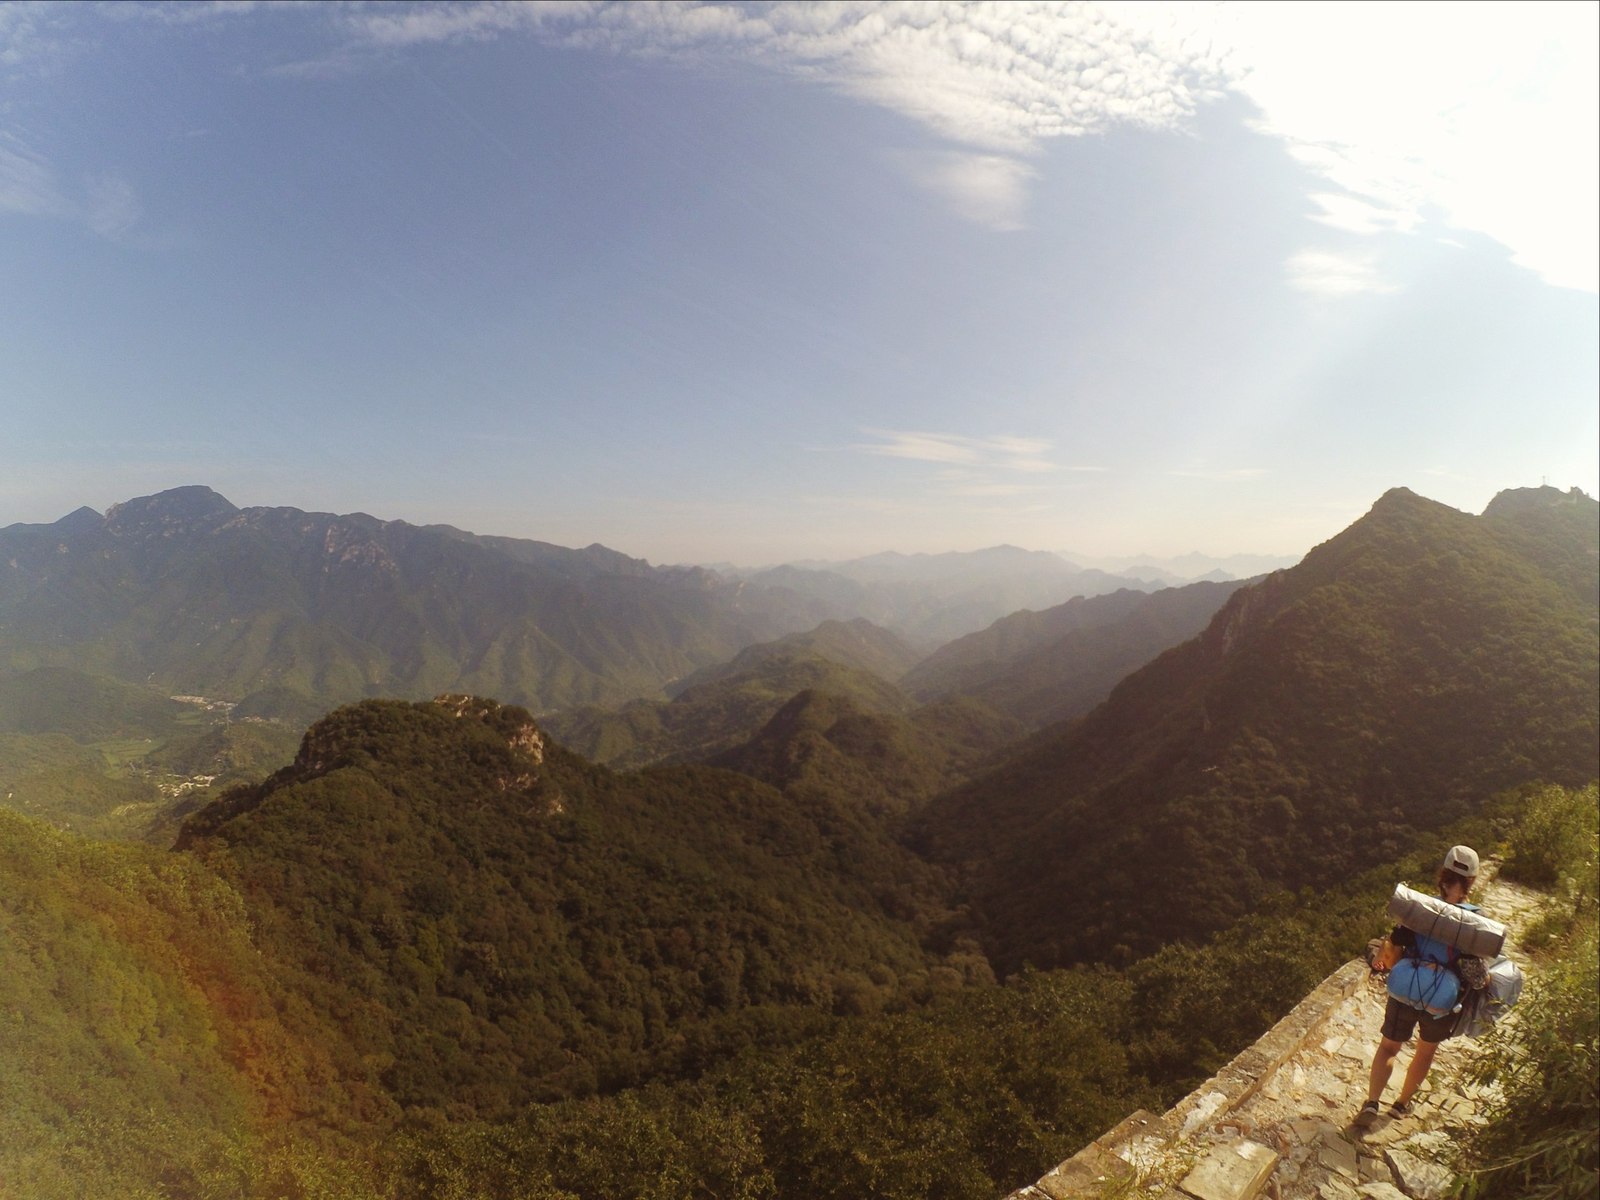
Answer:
[{"left": 2, "top": 2, "right": 1595, "bottom": 565}]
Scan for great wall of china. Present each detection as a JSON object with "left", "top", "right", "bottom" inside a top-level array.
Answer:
[{"left": 1004, "top": 875, "right": 1545, "bottom": 1200}]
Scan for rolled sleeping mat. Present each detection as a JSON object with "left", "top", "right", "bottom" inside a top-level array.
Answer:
[{"left": 1386, "top": 884, "right": 1506, "bottom": 957}]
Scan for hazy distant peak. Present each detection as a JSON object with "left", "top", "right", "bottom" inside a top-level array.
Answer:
[
  {"left": 104, "top": 486, "right": 241, "bottom": 537},
  {"left": 1483, "top": 484, "right": 1598, "bottom": 519},
  {"left": 53, "top": 506, "right": 103, "bottom": 534},
  {"left": 105, "top": 485, "right": 240, "bottom": 530}
]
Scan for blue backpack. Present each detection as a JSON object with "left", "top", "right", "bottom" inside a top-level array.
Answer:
[{"left": 1386, "top": 902, "right": 1476, "bottom": 1017}]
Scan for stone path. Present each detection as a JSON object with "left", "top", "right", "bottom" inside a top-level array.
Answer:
[{"left": 1006, "top": 875, "right": 1547, "bottom": 1200}]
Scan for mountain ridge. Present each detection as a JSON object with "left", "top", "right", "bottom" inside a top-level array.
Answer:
[
  {"left": 0, "top": 486, "right": 834, "bottom": 716},
  {"left": 915, "top": 485, "right": 1599, "bottom": 970}
]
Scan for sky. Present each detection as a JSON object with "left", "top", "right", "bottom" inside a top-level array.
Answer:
[{"left": 2, "top": 1, "right": 1595, "bottom": 566}]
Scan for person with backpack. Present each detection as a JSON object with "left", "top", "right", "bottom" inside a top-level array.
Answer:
[{"left": 1354, "top": 844, "right": 1483, "bottom": 1127}]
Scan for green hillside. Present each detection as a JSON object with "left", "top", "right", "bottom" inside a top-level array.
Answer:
[
  {"left": 0, "top": 665, "right": 301, "bottom": 841},
  {"left": 543, "top": 623, "right": 918, "bottom": 770},
  {"left": 712, "top": 690, "right": 1023, "bottom": 818},
  {"left": 666, "top": 618, "right": 924, "bottom": 693},
  {"left": 916, "top": 487, "right": 1600, "bottom": 969},
  {"left": 11, "top": 768, "right": 1572, "bottom": 1199},
  {"left": 178, "top": 696, "right": 964, "bottom": 1116},
  {"left": 0, "top": 666, "right": 186, "bottom": 741}
]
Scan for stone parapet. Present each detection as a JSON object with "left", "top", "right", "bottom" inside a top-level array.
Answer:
[{"left": 1004, "top": 958, "right": 1367, "bottom": 1200}]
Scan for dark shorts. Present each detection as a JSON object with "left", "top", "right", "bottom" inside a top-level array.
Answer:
[{"left": 1381, "top": 995, "right": 1456, "bottom": 1045}]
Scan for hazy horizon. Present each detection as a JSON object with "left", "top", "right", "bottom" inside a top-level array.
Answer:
[{"left": 4, "top": 2, "right": 1595, "bottom": 563}]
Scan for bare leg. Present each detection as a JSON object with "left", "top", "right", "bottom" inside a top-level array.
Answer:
[
  {"left": 1395, "top": 1039, "right": 1439, "bottom": 1105},
  {"left": 1367, "top": 1037, "right": 1405, "bottom": 1103}
]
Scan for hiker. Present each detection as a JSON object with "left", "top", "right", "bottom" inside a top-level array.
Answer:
[{"left": 1354, "top": 844, "right": 1481, "bottom": 1126}]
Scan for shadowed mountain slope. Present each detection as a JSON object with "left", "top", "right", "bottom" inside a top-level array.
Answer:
[
  {"left": 915, "top": 486, "right": 1600, "bottom": 971},
  {"left": 901, "top": 579, "right": 1252, "bottom": 728}
]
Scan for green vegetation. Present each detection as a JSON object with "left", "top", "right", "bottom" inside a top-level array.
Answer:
[
  {"left": 0, "top": 667, "right": 300, "bottom": 841},
  {"left": 0, "top": 731, "right": 160, "bottom": 835},
  {"left": 178, "top": 698, "right": 967, "bottom": 1116},
  {"left": 0, "top": 485, "right": 1594, "bottom": 1197},
  {"left": 0, "top": 807, "right": 348, "bottom": 1196},
  {"left": 0, "top": 486, "right": 831, "bottom": 717},
  {"left": 713, "top": 690, "right": 1022, "bottom": 819},
  {"left": 916, "top": 488, "right": 1600, "bottom": 970},
  {"left": 0, "top": 666, "right": 185, "bottom": 740},
  {"left": 1460, "top": 783, "right": 1599, "bottom": 1200},
  {"left": 0, "top": 691, "right": 1588, "bottom": 1198},
  {"left": 901, "top": 579, "right": 1245, "bottom": 728},
  {"left": 544, "top": 650, "right": 913, "bottom": 770}
]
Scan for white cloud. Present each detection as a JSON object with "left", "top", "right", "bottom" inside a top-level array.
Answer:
[
  {"left": 86, "top": 176, "right": 141, "bottom": 240},
  {"left": 1306, "top": 192, "right": 1416, "bottom": 237},
  {"left": 1285, "top": 248, "right": 1397, "bottom": 298},
  {"left": 342, "top": 1, "right": 1229, "bottom": 230},
  {"left": 131, "top": 0, "right": 1590, "bottom": 288},
  {"left": 354, "top": 1, "right": 595, "bottom": 47},
  {"left": 0, "top": 135, "right": 144, "bottom": 241},
  {"left": 1218, "top": 1, "right": 1598, "bottom": 292},
  {"left": 0, "top": 134, "right": 66, "bottom": 217},
  {"left": 1168, "top": 467, "right": 1267, "bottom": 482},
  {"left": 898, "top": 149, "right": 1035, "bottom": 230},
  {"left": 853, "top": 428, "right": 1072, "bottom": 473},
  {"left": 855, "top": 429, "right": 984, "bottom": 465}
]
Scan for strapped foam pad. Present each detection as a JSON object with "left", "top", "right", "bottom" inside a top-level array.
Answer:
[{"left": 1386, "top": 884, "right": 1506, "bottom": 957}]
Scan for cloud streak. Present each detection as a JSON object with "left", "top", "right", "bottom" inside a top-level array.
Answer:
[
  {"left": 0, "top": 135, "right": 66, "bottom": 218},
  {"left": 341, "top": 1, "right": 1229, "bottom": 231},
  {"left": 1285, "top": 249, "right": 1397, "bottom": 298},
  {"left": 334, "top": 0, "right": 1595, "bottom": 289},
  {"left": 0, "top": 135, "right": 144, "bottom": 242},
  {"left": 853, "top": 429, "right": 1077, "bottom": 474}
]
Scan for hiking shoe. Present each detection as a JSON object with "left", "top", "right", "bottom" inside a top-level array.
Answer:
[
  {"left": 1353, "top": 1100, "right": 1382, "bottom": 1128},
  {"left": 1389, "top": 1099, "right": 1414, "bottom": 1118}
]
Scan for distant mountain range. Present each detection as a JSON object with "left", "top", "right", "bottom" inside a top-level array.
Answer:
[
  {"left": 1057, "top": 550, "right": 1303, "bottom": 586},
  {"left": 719, "top": 546, "right": 1164, "bottom": 645},
  {"left": 0, "top": 488, "right": 1182, "bottom": 720},
  {"left": 0, "top": 486, "right": 835, "bottom": 717}
]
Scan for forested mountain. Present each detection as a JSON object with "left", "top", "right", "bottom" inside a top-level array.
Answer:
[
  {"left": 667, "top": 618, "right": 924, "bottom": 694},
  {"left": 541, "top": 619, "right": 925, "bottom": 769},
  {"left": 712, "top": 689, "right": 1023, "bottom": 818},
  {"left": 543, "top": 650, "right": 912, "bottom": 770},
  {"left": 901, "top": 578, "right": 1251, "bottom": 728},
  {"left": 915, "top": 486, "right": 1600, "bottom": 969},
  {"left": 0, "top": 486, "right": 832, "bottom": 717},
  {"left": 175, "top": 696, "right": 966, "bottom": 1117}
]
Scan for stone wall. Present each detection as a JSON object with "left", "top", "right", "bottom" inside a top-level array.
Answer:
[
  {"left": 1002, "top": 873, "right": 1541, "bottom": 1200},
  {"left": 1003, "top": 958, "right": 1369, "bottom": 1200}
]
